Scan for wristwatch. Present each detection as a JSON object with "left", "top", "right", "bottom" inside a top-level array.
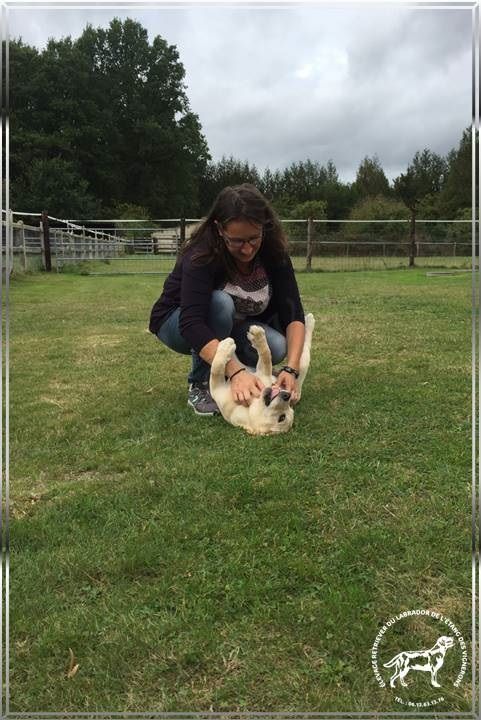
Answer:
[{"left": 279, "top": 365, "right": 299, "bottom": 379}]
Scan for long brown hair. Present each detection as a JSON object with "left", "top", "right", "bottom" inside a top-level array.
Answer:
[{"left": 183, "top": 184, "right": 289, "bottom": 278}]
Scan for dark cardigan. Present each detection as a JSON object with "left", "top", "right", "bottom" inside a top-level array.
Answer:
[{"left": 149, "top": 240, "right": 305, "bottom": 353}]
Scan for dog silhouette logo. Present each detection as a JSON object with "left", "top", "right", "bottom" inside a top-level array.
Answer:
[
  {"left": 383, "top": 635, "right": 454, "bottom": 688},
  {"left": 371, "top": 610, "right": 467, "bottom": 708}
]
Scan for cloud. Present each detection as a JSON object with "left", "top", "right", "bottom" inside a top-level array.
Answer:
[{"left": 9, "top": 4, "right": 472, "bottom": 182}]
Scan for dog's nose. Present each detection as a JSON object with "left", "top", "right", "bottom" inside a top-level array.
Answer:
[{"left": 280, "top": 390, "right": 291, "bottom": 401}]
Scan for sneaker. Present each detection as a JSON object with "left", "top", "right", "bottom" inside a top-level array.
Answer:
[{"left": 187, "top": 381, "right": 220, "bottom": 416}]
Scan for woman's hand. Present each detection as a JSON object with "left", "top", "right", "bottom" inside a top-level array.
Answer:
[
  {"left": 278, "top": 370, "right": 299, "bottom": 404},
  {"left": 230, "top": 370, "right": 265, "bottom": 406}
]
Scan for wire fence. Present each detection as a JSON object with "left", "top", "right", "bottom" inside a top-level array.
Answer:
[
  {"left": 2, "top": 212, "right": 477, "bottom": 276},
  {"left": 286, "top": 218, "right": 473, "bottom": 272}
]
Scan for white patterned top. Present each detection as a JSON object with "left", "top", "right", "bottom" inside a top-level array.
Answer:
[{"left": 222, "top": 257, "right": 272, "bottom": 320}]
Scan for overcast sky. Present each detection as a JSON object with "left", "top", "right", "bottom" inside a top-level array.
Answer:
[{"left": 9, "top": 3, "right": 473, "bottom": 183}]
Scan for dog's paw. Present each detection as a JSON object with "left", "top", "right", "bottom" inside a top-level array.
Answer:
[
  {"left": 247, "top": 325, "right": 266, "bottom": 347},
  {"left": 305, "top": 313, "right": 315, "bottom": 331},
  {"left": 217, "top": 337, "right": 236, "bottom": 360}
]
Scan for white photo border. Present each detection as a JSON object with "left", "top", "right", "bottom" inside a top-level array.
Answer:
[{"left": 1, "top": 2, "right": 478, "bottom": 717}]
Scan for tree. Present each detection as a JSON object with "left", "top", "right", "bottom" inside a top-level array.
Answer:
[
  {"left": 393, "top": 149, "right": 447, "bottom": 266},
  {"left": 199, "top": 156, "right": 261, "bottom": 213},
  {"left": 259, "top": 167, "right": 283, "bottom": 201},
  {"left": 271, "top": 159, "right": 355, "bottom": 220},
  {"left": 439, "top": 128, "right": 478, "bottom": 218},
  {"left": 325, "top": 159, "right": 339, "bottom": 184},
  {"left": 343, "top": 195, "right": 409, "bottom": 243},
  {"left": 10, "top": 19, "right": 211, "bottom": 217},
  {"left": 394, "top": 149, "right": 446, "bottom": 211},
  {"left": 74, "top": 18, "right": 210, "bottom": 216},
  {"left": 321, "top": 180, "right": 357, "bottom": 221},
  {"left": 290, "top": 200, "right": 327, "bottom": 220},
  {"left": 10, "top": 34, "right": 119, "bottom": 212},
  {"left": 13, "top": 158, "right": 99, "bottom": 218},
  {"left": 9, "top": 40, "right": 48, "bottom": 207},
  {"left": 445, "top": 207, "right": 474, "bottom": 246},
  {"left": 277, "top": 159, "right": 328, "bottom": 203},
  {"left": 353, "top": 155, "right": 390, "bottom": 199}
]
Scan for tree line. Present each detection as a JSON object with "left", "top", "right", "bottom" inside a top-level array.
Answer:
[{"left": 10, "top": 17, "right": 475, "bottom": 228}]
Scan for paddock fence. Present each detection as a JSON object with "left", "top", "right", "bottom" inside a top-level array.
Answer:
[
  {"left": 2, "top": 211, "right": 477, "bottom": 275},
  {"left": 2, "top": 213, "right": 44, "bottom": 274}
]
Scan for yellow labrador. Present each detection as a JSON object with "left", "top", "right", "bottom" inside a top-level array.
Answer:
[{"left": 210, "top": 313, "right": 315, "bottom": 435}]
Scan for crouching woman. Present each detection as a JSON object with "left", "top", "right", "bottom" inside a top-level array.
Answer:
[{"left": 149, "top": 183, "right": 305, "bottom": 416}]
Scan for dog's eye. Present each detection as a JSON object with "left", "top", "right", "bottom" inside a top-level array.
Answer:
[{"left": 278, "top": 414, "right": 286, "bottom": 422}]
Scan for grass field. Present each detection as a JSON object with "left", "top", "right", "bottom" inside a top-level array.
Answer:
[
  {"left": 51, "top": 252, "right": 473, "bottom": 276},
  {"left": 9, "top": 268, "right": 473, "bottom": 712}
]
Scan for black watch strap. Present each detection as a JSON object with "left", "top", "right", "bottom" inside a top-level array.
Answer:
[{"left": 280, "top": 365, "right": 300, "bottom": 379}]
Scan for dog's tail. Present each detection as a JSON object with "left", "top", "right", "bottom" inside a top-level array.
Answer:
[{"left": 383, "top": 654, "right": 401, "bottom": 668}]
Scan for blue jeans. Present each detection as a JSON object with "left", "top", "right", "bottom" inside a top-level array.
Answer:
[{"left": 156, "top": 290, "right": 287, "bottom": 384}]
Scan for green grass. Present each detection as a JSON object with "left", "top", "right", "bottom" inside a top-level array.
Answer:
[
  {"left": 51, "top": 253, "right": 473, "bottom": 276},
  {"left": 290, "top": 254, "right": 472, "bottom": 272},
  {"left": 9, "top": 268, "right": 473, "bottom": 712}
]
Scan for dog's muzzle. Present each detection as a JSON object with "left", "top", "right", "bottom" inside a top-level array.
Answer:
[{"left": 263, "top": 386, "right": 291, "bottom": 406}]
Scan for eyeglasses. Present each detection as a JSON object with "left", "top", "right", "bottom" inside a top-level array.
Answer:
[{"left": 220, "top": 229, "right": 263, "bottom": 249}]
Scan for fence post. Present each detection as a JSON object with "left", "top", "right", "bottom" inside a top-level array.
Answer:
[
  {"left": 306, "top": 217, "right": 313, "bottom": 271},
  {"left": 179, "top": 218, "right": 186, "bottom": 257},
  {"left": 41, "top": 210, "right": 52, "bottom": 271},
  {"left": 409, "top": 211, "right": 416, "bottom": 268},
  {"left": 54, "top": 230, "right": 60, "bottom": 272},
  {"left": 7, "top": 210, "right": 14, "bottom": 277},
  {"left": 20, "top": 220, "right": 27, "bottom": 271}
]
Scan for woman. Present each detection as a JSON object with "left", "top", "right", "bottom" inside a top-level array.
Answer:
[{"left": 149, "top": 184, "right": 305, "bottom": 416}]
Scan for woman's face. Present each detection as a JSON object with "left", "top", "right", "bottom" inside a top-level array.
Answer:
[{"left": 217, "top": 219, "right": 263, "bottom": 264}]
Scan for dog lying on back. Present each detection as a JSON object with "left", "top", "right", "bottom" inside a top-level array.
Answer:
[{"left": 210, "top": 313, "right": 315, "bottom": 435}]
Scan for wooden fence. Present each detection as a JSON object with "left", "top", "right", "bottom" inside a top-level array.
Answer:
[{"left": 1, "top": 212, "right": 477, "bottom": 275}]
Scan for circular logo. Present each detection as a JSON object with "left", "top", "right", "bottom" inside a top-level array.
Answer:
[{"left": 371, "top": 609, "right": 467, "bottom": 708}]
